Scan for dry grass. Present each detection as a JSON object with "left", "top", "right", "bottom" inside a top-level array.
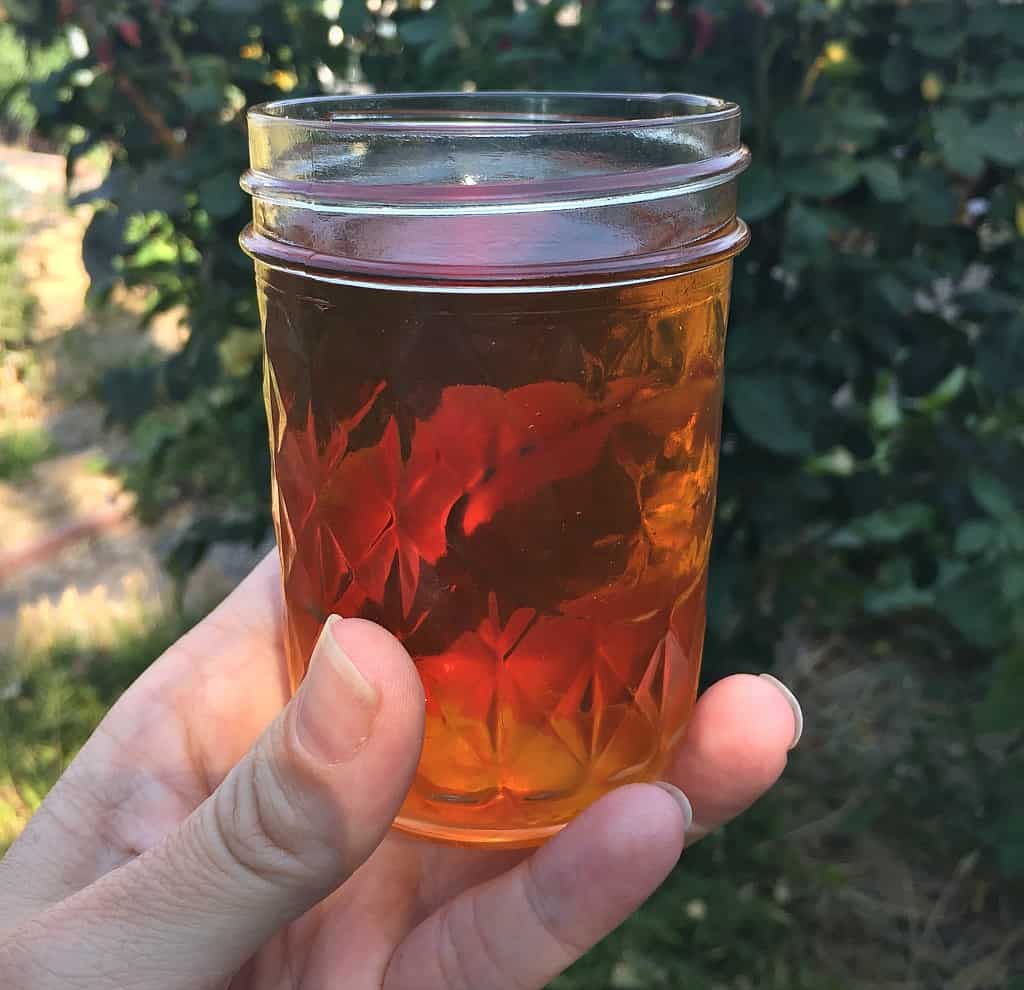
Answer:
[{"left": 766, "top": 627, "right": 1023, "bottom": 990}]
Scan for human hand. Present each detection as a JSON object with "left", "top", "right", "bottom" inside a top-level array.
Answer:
[{"left": 0, "top": 553, "right": 801, "bottom": 990}]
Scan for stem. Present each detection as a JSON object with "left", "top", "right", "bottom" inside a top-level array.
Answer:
[
  {"left": 115, "top": 75, "right": 185, "bottom": 160},
  {"left": 77, "top": 1, "right": 184, "bottom": 160}
]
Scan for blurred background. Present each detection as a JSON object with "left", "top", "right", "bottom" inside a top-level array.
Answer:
[{"left": 1, "top": 0, "right": 1022, "bottom": 986}]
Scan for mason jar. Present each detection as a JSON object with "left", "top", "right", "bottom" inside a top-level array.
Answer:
[{"left": 241, "top": 92, "right": 749, "bottom": 846}]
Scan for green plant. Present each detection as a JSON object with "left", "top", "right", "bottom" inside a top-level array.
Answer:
[
  {"left": 0, "top": 608, "right": 195, "bottom": 855},
  {"left": 8, "top": 0, "right": 1024, "bottom": 876},
  {"left": 0, "top": 426, "right": 52, "bottom": 480},
  {"left": 0, "top": 21, "right": 68, "bottom": 142}
]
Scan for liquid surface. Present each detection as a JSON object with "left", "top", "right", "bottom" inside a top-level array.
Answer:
[{"left": 256, "top": 260, "right": 731, "bottom": 845}]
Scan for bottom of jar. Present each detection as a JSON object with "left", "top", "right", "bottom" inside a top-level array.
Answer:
[
  {"left": 392, "top": 815, "right": 565, "bottom": 848},
  {"left": 390, "top": 752, "right": 677, "bottom": 848}
]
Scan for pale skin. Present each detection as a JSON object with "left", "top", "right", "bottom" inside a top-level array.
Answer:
[{"left": 0, "top": 553, "right": 800, "bottom": 990}]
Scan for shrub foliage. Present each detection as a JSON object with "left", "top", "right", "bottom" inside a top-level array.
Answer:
[{"left": 8, "top": 0, "right": 1024, "bottom": 774}]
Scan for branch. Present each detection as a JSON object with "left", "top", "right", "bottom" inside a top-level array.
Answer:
[
  {"left": 115, "top": 74, "right": 185, "bottom": 160},
  {"left": 76, "top": 1, "right": 185, "bottom": 160}
]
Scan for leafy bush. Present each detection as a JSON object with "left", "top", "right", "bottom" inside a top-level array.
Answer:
[
  {"left": 0, "top": 21, "right": 68, "bottom": 142},
  {"left": 8, "top": 0, "right": 1024, "bottom": 852}
]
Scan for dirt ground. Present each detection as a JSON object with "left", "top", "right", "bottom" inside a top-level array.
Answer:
[{"left": 0, "top": 147, "right": 252, "bottom": 658}]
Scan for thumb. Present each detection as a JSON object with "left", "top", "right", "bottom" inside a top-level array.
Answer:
[{"left": 0, "top": 617, "right": 425, "bottom": 990}]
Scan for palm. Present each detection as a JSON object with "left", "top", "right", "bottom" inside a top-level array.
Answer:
[{"left": 229, "top": 833, "right": 528, "bottom": 987}]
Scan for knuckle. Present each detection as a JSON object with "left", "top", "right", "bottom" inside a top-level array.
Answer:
[
  {"left": 522, "top": 858, "right": 589, "bottom": 960},
  {"left": 435, "top": 894, "right": 532, "bottom": 990},
  {"left": 468, "top": 893, "right": 532, "bottom": 990},
  {"left": 435, "top": 900, "right": 476, "bottom": 990},
  {"left": 205, "top": 734, "right": 336, "bottom": 891}
]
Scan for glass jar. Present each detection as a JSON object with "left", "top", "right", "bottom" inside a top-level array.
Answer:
[{"left": 241, "top": 92, "right": 749, "bottom": 847}]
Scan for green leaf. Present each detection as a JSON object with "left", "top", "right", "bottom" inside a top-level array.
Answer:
[
  {"left": 399, "top": 15, "right": 450, "bottom": 46},
  {"left": 869, "top": 389, "right": 902, "bottom": 430},
  {"left": 943, "top": 142, "right": 986, "bottom": 179},
  {"left": 911, "top": 31, "right": 964, "bottom": 58},
  {"left": 28, "top": 75, "right": 60, "bottom": 116},
  {"left": 420, "top": 38, "right": 457, "bottom": 68},
  {"left": 974, "top": 105, "right": 1024, "bottom": 167},
  {"left": 806, "top": 446, "right": 856, "bottom": 477},
  {"left": 955, "top": 520, "right": 995, "bottom": 556},
  {"left": 919, "top": 365, "right": 967, "bottom": 411},
  {"left": 864, "top": 582, "right": 934, "bottom": 616},
  {"left": 860, "top": 158, "right": 904, "bottom": 202},
  {"left": 198, "top": 171, "right": 244, "bottom": 220},
  {"left": 724, "top": 316, "right": 777, "bottom": 373},
  {"left": 947, "top": 80, "right": 992, "bottom": 102},
  {"left": 966, "top": 5, "right": 1022, "bottom": 39},
  {"left": 781, "top": 157, "right": 860, "bottom": 199},
  {"left": 994, "top": 59, "right": 1024, "bottom": 96},
  {"left": 1004, "top": 563, "right": 1024, "bottom": 603},
  {"left": 830, "top": 104, "right": 888, "bottom": 137},
  {"left": 183, "top": 79, "right": 225, "bottom": 114},
  {"left": 978, "top": 315, "right": 1024, "bottom": 394},
  {"left": 932, "top": 107, "right": 985, "bottom": 178},
  {"left": 937, "top": 569, "right": 1010, "bottom": 648},
  {"left": 863, "top": 557, "right": 934, "bottom": 614},
  {"left": 631, "top": 21, "right": 680, "bottom": 61},
  {"left": 975, "top": 651, "right": 1024, "bottom": 733},
  {"left": 898, "top": 3, "right": 955, "bottom": 31},
  {"left": 494, "top": 46, "right": 563, "bottom": 66},
  {"left": 995, "top": 809, "right": 1024, "bottom": 878},
  {"left": 782, "top": 201, "right": 834, "bottom": 264},
  {"left": 0, "top": 426, "right": 53, "bottom": 481},
  {"left": 829, "top": 503, "right": 935, "bottom": 549},
  {"left": 876, "top": 273, "right": 914, "bottom": 312},
  {"left": 726, "top": 373, "right": 813, "bottom": 456},
  {"left": 905, "top": 168, "right": 957, "bottom": 226},
  {"left": 969, "top": 470, "right": 1016, "bottom": 520},
  {"left": 1005, "top": 519, "right": 1024, "bottom": 555},
  {"left": 339, "top": 0, "right": 370, "bottom": 33},
  {"left": 130, "top": 235, "right": 178, "bottom": 268},
  {"left": 738, "top": 162, "right": 785, "bottom": 222},
  {"left": 880, "top": 48, "right": 914, "bottom": 94},
  {"left": 775, "top": 107, "right": 825, "bottom": 157},
  {"left": 65, "top": 135, "right": 101, "bottom": 186}
]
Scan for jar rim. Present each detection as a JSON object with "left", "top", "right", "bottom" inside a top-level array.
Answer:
[
  {"left": 247, "top": 90, "right": 740, "bottom": 135},
  {"left": 243, "top": 90, "right": 747, "bottom": 212}
]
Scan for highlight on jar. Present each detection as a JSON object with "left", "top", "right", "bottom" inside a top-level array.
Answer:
[{"left": 240, "top": 91, "right": 750, "bottom": 847}]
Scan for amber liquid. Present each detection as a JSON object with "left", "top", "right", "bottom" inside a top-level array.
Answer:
[{"left": 256, "top": 259, "right": 731, "bottom": 846}]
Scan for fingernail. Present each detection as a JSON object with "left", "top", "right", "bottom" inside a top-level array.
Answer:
[
  {"left": 759, "top": 673, "right": 803, "bottom": 750},
  {"left": 685, "top": 823, "right": 711, "bottom": 843},
  {"left": 296, "top": 615, "right": 379, "bottom": 765},
  {"left": 654, "top": 782, "right": 694, "bottom": 831}
]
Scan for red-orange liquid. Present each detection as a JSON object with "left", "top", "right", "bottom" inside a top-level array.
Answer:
[{"left": 256, "top": 260, "right": 731, "bottom": 845}]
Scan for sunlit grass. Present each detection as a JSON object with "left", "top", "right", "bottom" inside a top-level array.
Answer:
[
  {"left": 0, "top": 605, "right": 196, "bottom": 856},
  {"left": 0, "top": 425, "right": 52, "bottom": 480}
]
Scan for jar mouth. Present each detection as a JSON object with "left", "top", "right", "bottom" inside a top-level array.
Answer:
[
  {"left": 243, "top": 90, "right": 747, "bottom": 212},
  {"left": 248, "top": 91, "right": 740, "bottom": 133}
]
